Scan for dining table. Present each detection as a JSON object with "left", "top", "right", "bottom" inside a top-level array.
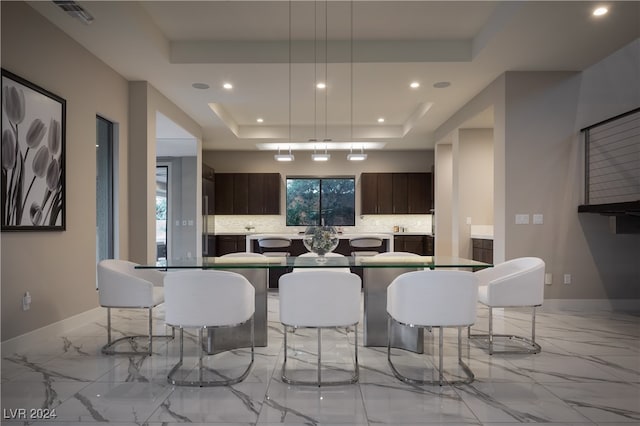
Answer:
[{"left": 137, "top": 255, "right": 492, "bottom": 354}]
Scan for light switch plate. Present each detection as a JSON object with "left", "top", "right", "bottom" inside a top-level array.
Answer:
[
  {"left": 533, "top": 214, "right": 544, "bottom": 224},
  {"left": 545, "top": 273, "right": 552, "bottom": 285},
  {"left": 515, "top": 214, "right": 530, "bottom": 225}
]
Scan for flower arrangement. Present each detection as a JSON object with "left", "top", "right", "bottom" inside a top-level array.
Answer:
[
  {"left": 303, "top": 225, "right": 339, "bottom": 256},
  {"left": 2, "top": 71, "right": 64, "bottom": 229}
]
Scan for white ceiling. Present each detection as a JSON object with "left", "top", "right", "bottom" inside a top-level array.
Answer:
[{"left": 28, "top": 1, "right": 640, "bottom": 151}]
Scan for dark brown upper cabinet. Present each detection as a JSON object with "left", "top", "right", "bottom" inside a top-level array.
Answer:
[
  {"left": 248, "top": 173, "right": 281, "bottom": 215},
  {"left": 214, "top": 173, "right": 234, "bottom": 214},
  {"left": 407, "top": 172, "right": 431, "bottom": 213},
  {"left": 361, "top": 173, "right": 393, "bottom": 214},
  {"left": 202, "top": 164, "right": 215, "bottom": 215},
  {"left": 215, "top": 173, "right": 280, "bottom": 215},
  {"left": 361, "top": 172, "right": 432, "bottom": 215},
  {"left": 233, "top": 173, "right": 249, "bottom": 214}
]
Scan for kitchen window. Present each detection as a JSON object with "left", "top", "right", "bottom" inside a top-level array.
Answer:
[{"left": 286, "top": 177, "right": 355, "bottom": 226}]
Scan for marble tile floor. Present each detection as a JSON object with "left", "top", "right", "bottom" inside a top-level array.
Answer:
[{"left": 2, "top": 293, "right": 639, "bottom": 425}]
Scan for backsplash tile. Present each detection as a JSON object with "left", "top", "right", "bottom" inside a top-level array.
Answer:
[{"left": 211, "top": 214, "right": 432, "bottom": 234}]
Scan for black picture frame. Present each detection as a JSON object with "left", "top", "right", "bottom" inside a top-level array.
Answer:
[{"left": 1, "top": 69, "right": 66, "bottom": 231}]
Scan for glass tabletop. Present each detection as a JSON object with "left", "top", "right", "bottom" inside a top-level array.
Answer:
[{"left": 137, "top": 255, "right": 492, "bottom": 270}]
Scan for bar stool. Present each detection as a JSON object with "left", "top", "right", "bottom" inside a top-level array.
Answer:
[
  {"left": 258, "top": 237, "right": 292, "bottom": 289},
  {"left": 349, "top": 236, "right": 383, "bottom": 257},
  {"left": 257, "top": 237, "right": 292, "bottom": 257}
]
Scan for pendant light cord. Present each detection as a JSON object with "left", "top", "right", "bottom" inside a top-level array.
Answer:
[
  {"left": 288, "top": 0, "right": 292, "bottom": 146},
  {"left": 350, "top": 0, "right": 354, "bottom": 144},
  {"left": 324, "top": 0, "right": 328, "bottom": 142}
]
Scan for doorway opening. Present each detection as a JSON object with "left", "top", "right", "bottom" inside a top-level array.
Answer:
[
  {"left": 96, "top": 116, "right": 114, "bottom": 263},
  {"left": 156, "top": 165, "right": 169, "bottom": 264}
]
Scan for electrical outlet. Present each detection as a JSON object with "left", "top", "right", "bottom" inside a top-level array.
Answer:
[
  {"left": 545, "top": 273, "right": 552, "bottom": 285},
  {"left": 22, "top": 291, "right": 31, "bottom": 311},
  {"left": 563, "top": 274, "right": 571, "bottom": 285},
  {"left": 533, "top": 214, "right": 544, "bottom": 225}
]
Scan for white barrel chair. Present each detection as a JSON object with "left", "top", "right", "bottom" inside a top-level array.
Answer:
[
  {"left": 97, "top": 259, "right": 174, "bottom": 356},
  {"left": 293, "top": 252, "right": 351, "bottom": 273},
  {"left": 279, "top": 270, "right": 362, "bottom": 386},
  {"left": 387, "top": 270, "right": 478, "bottom": 385},
  {"left": 468, "top": 257, "right": 545, "bottom": 354},
  {"left": 164, "top": 270, "right": 255, "bottom": 386}
]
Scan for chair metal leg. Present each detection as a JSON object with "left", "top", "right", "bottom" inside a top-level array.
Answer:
[
  {"left": 101, "top": 306, "right": 173, "bottom": 356},
  {"left": 317, "top": 328, "right": 322, "bottom": 387},
  {"left": 282, "top": 324, "right": 359, "bottom": 386},
  {"left": 489, "top": 307, "right": 494, "bottom": 355},
  {"left": 468, "top": 306, "right": 541, "bottom": 355},
  {"left": 167, "top": 317, "right": 255, "bottom": 387},
  {"left": 438, "top": 327, "right": 444, "bottom": 385},
  {"left": 107, "top": 308, "right": 112, "bottom": 344},
  {"left": 148, "top": 307, "right": 153, "bottom": 356},
  {"left": 387, "top": 316, "right": 474, "bottom": 386}
]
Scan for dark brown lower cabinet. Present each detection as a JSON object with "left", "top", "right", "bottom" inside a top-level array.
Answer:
[
  {"left": 214, "top": 234, "right": 247, "bottom": 256},
  {"left": 394, "top": 235, "right": 434, "bottom": 255},
  {"left": 472, "top": 238, "right": 493, "bottom": 263}
]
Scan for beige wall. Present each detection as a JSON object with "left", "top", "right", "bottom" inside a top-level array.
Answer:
[
  {"left": 203, "top": 150, "right": 433, "bottom": 174},
  {"left": 456, "top": 129, "right": 493, "bottom": 258},
  {"left": 1, "top": 2, "right": 129, "bottom": 340},
  {"left": 203, "top": 150, "right": 434, "bottom": 224},
  {"left": 1, "top": 2, "right": 203, "bottom": 340},
  {"left": 128, "top": 82, "right": 202, "bottom": 264},
  {"left": 503, "top": 70, "right": 639, "bottom": 299},
  {"left": 434, "top": 40, "right": 640, "bottom": 300},
  {"left": 434, "top": 144, "right": 453, "bottom": 256}
]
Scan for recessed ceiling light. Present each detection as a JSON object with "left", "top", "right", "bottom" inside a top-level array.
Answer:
[
  {"left": 410, "top": 82, "right": 420, "bottom": 89},
  {"left": 192, "top": 83, "right": 209, "bottom": 90},
  {"left": 316, "top": 82, "right": 326, "bottom": 89},
  {"left": 593, "top": 6, "right": 608, "bottom": 16},
  {"left": 433, "top": 81, "right": 451, "bottom": 89},
  {"left": 377, "top": 118, "right": 385, "bottom": 123},
  {"left": 223, "top": 83, "right": 233, "bottom": 90},
  {"left": 256, "top": 118, "right": 264, "bottom": 123}
]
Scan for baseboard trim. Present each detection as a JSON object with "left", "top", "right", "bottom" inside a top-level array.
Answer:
[
  {"left": 1, "top": 307, "right": 103, "bottom": 357},
  {"left": 541, "top": 299, "right": 640, "bottom": 312}
]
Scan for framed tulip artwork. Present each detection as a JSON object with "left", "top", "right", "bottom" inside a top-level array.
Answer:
[{"left": 1, "top": 69, "right": 66, "bottom": 231}]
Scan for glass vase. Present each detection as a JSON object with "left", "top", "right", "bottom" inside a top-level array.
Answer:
[{"left": 302, "top": 225, "right": 339, "bottom": 262}]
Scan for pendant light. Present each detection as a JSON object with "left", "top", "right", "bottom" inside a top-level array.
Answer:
[
  {"left": 346, "top": 3, "right": 366, "bottom": 161},
  {"left": 312, "top": 144, "right": 331, "bottom": 161},
  {"left": 275, "top": 145, "right": 295, "bottom": 162},
  {"left": 275, "top": 1, "right": 295, "bottom": 162},
  {"left": 347, "top": 145, "right": 367, "bottom": 161}
]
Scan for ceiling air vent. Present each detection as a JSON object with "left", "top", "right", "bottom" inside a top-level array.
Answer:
[{"left": 53, "top": 1, "right": 94, "bottom": 24}]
